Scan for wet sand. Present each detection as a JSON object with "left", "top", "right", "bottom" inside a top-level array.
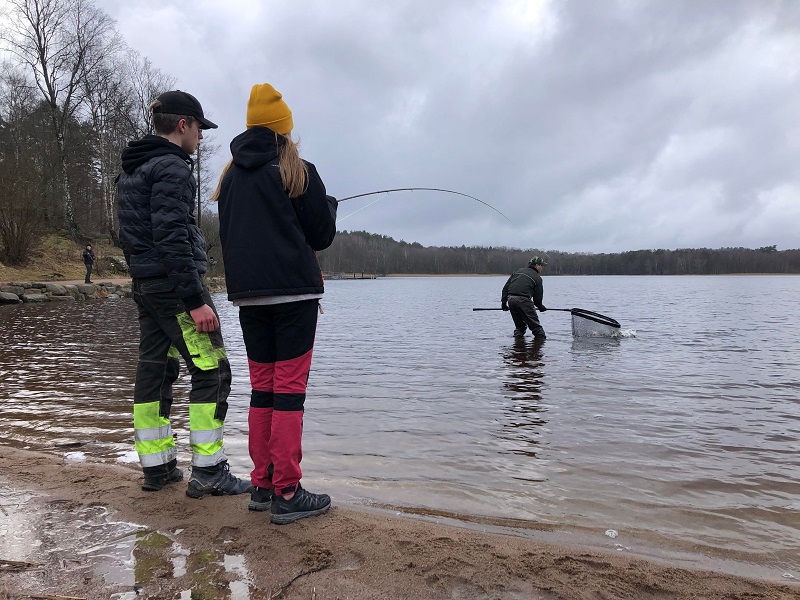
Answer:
[{"left": 0, "top": 448, "right": 797, "bottom": 599}]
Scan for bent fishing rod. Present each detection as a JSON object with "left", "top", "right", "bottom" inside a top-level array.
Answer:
[{"left": 337, "top": 187, "right": 512, "bottom": 223}]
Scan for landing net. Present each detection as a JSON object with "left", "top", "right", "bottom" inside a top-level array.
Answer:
[{"left": 570, "top": 308, "right": 621, "bottom": 338}]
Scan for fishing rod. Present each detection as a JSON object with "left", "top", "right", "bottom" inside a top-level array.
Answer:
[{"left": 337, "top": 187, "right": 512, "bottom": 223}]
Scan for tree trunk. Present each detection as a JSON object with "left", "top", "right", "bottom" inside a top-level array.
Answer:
[{"left": 54, "top": 128, "right": 79, "bottom": 239}]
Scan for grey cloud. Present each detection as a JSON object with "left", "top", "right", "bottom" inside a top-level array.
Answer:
[{"left": 104, "top": 0, "right": 800, "bottom": 251}]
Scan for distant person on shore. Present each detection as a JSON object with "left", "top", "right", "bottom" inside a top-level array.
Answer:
[
  {"left": 117, "top": 90, "right": 251, "bottom": 498},
  {"left": 213, "top": 83, "right": 338, "bottom": 524},
  {"left": 82, "top": 244, "right": 95, "bottom": 283},
  {"left": 501, "top": 256, "right": 547, "bottom": 339}
]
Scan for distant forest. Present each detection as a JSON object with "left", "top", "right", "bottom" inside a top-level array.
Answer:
[{"left": 316, "top": 230, "right": 800, "bottom": 276}]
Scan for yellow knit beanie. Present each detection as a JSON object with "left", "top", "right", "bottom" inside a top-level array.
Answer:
[{"left": 246, "top": 83, "right": 293, "bottom": 134}]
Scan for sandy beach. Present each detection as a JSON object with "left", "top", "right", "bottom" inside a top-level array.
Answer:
[{"left": 0, "top": 447, "right": 797, "bottom": 600}]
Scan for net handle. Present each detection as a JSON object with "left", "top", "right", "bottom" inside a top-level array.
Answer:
[
  {"left": 473, "top": 307, "right": 621, "bottom": 329},
  {"left": 565, "top": 307, "right": 621, "bottom": 328}
]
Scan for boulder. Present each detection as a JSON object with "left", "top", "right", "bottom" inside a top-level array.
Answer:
[
  {"left": 21, "top": 293, "right": 49, "bottom": 303},
  {"left": 0, "top": 285, "right": 25, "bottom": 296},
  {"left": 77, "top": 284, "right": 96, "bottom": 294},
  {"left": 108, "top": 255, "right": 129, "bottom": 274},
  {"left": 10, "top": 282, "right": 32, "bottom": 288},
  {"left": 48, "top": 294, "right": 75, "bottom": 301},
  {"left": 45, "top": 283, "right": 68, "bottom": 296},
  {"left": 0, "top": 292, "right": 22, "bottom": 304}
]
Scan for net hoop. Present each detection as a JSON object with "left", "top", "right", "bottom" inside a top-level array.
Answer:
[{"left": 570, "top": 308, "right": 620, "bottom": 329}]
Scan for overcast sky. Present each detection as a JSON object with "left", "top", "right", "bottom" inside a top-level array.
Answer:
[{"left": 101, "top": 1, "right": 799, "bottom": 252}]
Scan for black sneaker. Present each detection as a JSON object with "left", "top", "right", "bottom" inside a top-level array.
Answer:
[
  {"left": 186, "top": 462, "right": 253, "bottom": 498},
  {"left": 270, "top": 484, "right": 331, "bottom": 524},
  {"left": 248, "top": 486, "right": 273, "bottom": 511},
  {"left": 142, "top": 466, "right": 184, "bottom": 492}
]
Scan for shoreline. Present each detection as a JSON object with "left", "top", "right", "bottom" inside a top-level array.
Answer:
[{"left": 0, "top": 446, "right": 797, "bottom": 599}]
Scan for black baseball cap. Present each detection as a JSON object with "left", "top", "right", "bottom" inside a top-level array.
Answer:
[{"left": 154, "top": 90, "right": 218, "bottom": 129}]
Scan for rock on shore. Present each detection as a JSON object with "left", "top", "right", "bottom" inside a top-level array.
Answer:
[{"left": 0, "top": 281, "right": 132, "bottom": 304}]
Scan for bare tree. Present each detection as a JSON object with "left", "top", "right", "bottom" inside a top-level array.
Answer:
[
  {"left": 0, "top": 64, "right": 46, "bottom": 264},
  {"left": 80, "top": 48, "right": 134, "bottom": 242},
  {"left": 124, "top": 49, "right": 176, "bottom": 138},
  {"left": 0, "top": 0, "right": 114, "bottom": 239},
  {"left": 195, "top": 135, "right": 220, "bottom": 228}
]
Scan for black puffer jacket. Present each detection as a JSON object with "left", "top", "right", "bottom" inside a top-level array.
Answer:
[
  {"left": 502, "top": 267, "right": 545, "bottom": 310},
  {"left": 117, "top": 135, "right": 207, "bottom": 310},
  {"left": 217, "top": 127, "right": 337, "bottom": 301}
]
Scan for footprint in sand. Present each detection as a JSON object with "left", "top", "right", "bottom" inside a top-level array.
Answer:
[{"left": 215, "top": 525, "right": 241, "bottom": 543}]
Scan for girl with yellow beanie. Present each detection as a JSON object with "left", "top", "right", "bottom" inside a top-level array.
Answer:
[{"left": 214, "top": 83, "right": 338, "bottom": 524}]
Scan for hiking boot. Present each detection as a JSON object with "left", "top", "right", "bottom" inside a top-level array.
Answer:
[
  {"left": 186, "top": 462, "right": 252, "bottom": 498},
  {"left": 142, "top": 466, "right": 184, "bottom": 492},
  {"left": 248, "top": 486, "right": 273, "bottom": 511},
  {"left": 270, "top": 484, "right": 331, "bottom": 524},
  {"left": 513, "top": 329, "right": 525, "bottom": 337}
]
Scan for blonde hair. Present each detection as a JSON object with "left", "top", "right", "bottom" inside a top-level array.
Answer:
[
  {"left": 278, "top": 132, "right": 308, "bottom": 199},
  {"left": 211, "top": 130, "right": 308, "bottom": 201}
]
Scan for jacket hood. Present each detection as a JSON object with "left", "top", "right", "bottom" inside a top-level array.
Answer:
[
  {"left": 121, "top": 135, "right": 193, "bottom": 174},
  {"left": 230, "top": 127, "right": 282, "bottom": 170}
]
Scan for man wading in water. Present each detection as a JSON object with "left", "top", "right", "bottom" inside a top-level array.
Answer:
[
  {"left": 117, "top": 91, "right": 250, "bottom": 497},
  {"left": 501, "top": 256, "right": 547, "bottom": 339}
]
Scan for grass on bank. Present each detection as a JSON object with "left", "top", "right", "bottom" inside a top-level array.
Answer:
[{"left": 0, "top": 234, "right": 123, "bottom": 283}]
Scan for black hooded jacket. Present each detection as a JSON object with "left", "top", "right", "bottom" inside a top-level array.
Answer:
[
  {"left": 117, "top": 135, "right": 208, "bottom": 310},
  {"left": 217, "top": 127, "right": 337, "bottom": 301}
]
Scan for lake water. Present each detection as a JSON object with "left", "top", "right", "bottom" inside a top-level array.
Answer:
[{"left": 1, "top": 275, "right": 798, "bottom": 582}]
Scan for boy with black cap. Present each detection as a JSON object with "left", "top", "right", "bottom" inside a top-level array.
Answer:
[
  {"left": 117, "top": 90, "right": 251, "bottom": 498},
  {"left": 501, "top": 256, "right": 548, "bottom": 339}
]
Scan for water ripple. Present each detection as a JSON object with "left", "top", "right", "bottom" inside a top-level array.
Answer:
[{"left": 1, "top": 276, "right": 799, "bottom": 573}]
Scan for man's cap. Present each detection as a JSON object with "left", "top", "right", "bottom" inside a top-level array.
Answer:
[
  {"left": 529, "top": 256, "right": 547, "bottom": 266},
  {"left": 154, "top": 90, "right": 218, "bottom": 130}
]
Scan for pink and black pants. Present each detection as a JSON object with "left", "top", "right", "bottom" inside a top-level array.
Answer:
[{"left": 239, "top": 299, "right": 318, "bottom": 495}]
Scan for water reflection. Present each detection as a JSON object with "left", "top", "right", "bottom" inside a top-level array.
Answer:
[
  {"left": 112, "top": 533, "right": 254, "bottom": 599},
  {"left": 498, "top": 338, "right": 547, "bottom": 458},
  {"left": 0, "top": 481, "right": 254, "bottom": 599},
  {"left": 504, "top": 337, "right": 546, "bottom": 397},
  {"left": 570, "top": 336, "right": 621, "bottom": 354}
]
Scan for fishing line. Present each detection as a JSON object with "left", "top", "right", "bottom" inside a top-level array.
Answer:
[
  {"left": 338, "top": 194, "right": 390, "bottom": 223},
  {"left": 337, "top": 187, "right": 512, "bottom": 223}
]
